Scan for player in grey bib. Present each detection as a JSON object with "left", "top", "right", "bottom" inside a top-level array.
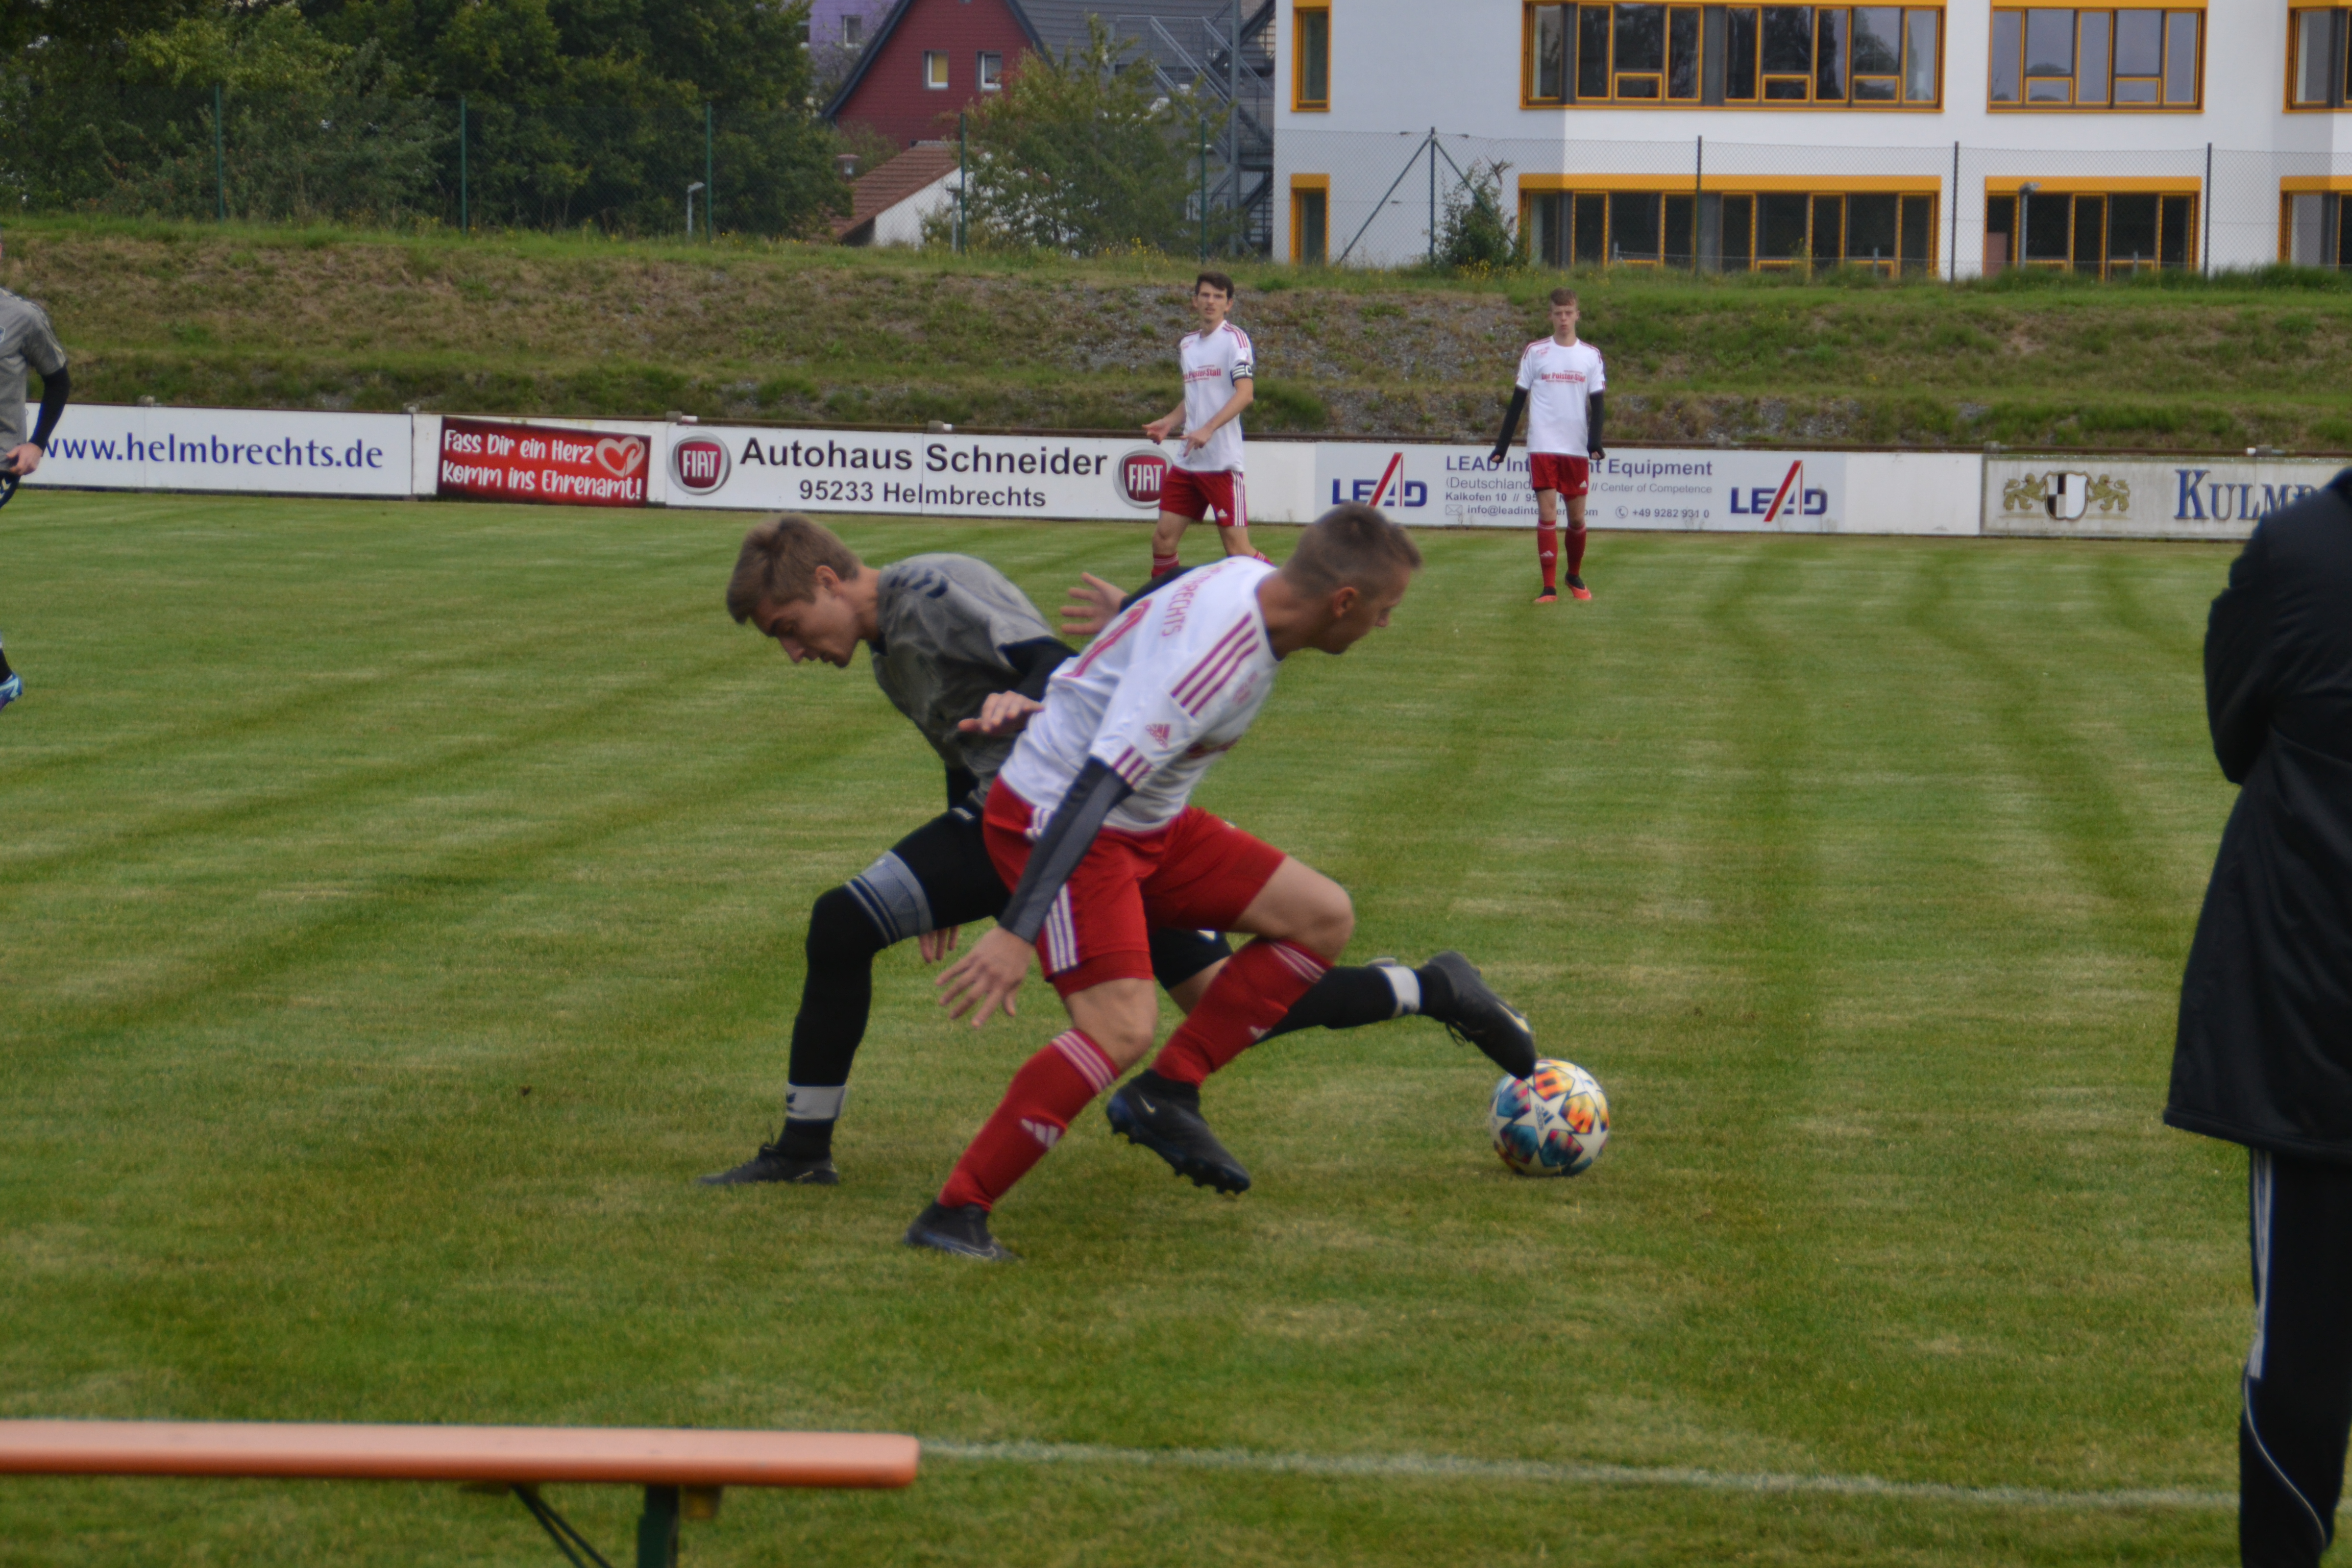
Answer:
[
  {"left": 0, "top": 230, "right": 74, "bottom": 713},
  {"left": 707, "top": 517, "right": 1538, "bottom": 1187}
]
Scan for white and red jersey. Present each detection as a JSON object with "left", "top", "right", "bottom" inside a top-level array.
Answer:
[
  {"left": 997, "top": 557, "right": 1280, "bottom": 834},
  {"left": 1515, "top": 337, "right": 1605, "bottom": 455},
  {"left": 1175, "top": 322, "right": 1254, "bottom": 474}
]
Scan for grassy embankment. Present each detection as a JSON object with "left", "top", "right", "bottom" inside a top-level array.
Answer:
[{"left": 9, "top": 212, "right": 2352, "bottom": 451}]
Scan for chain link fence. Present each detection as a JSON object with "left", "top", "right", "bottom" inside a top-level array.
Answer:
[
  {"left": 0, "top": 86, "right": 845, "bottom": 238},
  {"left": 10, "top": 82, "right": 2351, "bottom": 277},
  {"left": 1278, "top": 129, "right": 2352, "bottom": 277}
]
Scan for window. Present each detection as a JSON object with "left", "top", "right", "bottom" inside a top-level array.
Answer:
[
  {"left": 923, "top": 51, "right": 949, "bottom": 89},
  {"left": 1293, "top": 181, "right": 1330, "bottom": 263},
  {"left": 1296, "top": 5, "right": 1331, "bottom": 109},
  {"left": 2282, "top": 191, "right": 2352, "bottom": 265},
  {"left": 843, "top": 13, "right": 864, "bottom": 45},
  {"left": 1523, "top": 183, "right": 1938, "bottom": 273},
  {"left": 1525, "top": 5, "right": 1941, "bottom": 106},
  {"left": 2289, "top": 10, "right": 2350, "bottom": 107},
  {"left": 1989, "top": 10, "right": 2200, "bottom": 107},
  {"left": 1983, "top": 187, "right": 2197, "bottom": 274},
  {"left": 977, "top": 51, "right": 1003, "bottom": 90}
]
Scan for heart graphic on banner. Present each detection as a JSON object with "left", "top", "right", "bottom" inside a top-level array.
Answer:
[{"left": 596, "top": 438, "right": 645, "bottom": 478}]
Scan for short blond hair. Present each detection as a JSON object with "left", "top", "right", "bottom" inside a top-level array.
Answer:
[
  {"left": 726, "top": 516, "right": 864, "bottom": 623},
  {"left": 1282, "top": 503, "right": 1422, "bottom": 598}
]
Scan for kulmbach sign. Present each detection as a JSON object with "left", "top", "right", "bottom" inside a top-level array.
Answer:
[
  {"left": 437, "top": 418, "right": 648, "bottom": 507},
  {"left": 665, "top": 426, "right": 1161, "bottom": 521}
]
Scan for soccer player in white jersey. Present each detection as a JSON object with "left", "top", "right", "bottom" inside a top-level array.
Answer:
[
  {"left": 1490, "top": 287, "right": 1606, "bottom": 604},
  {"left": 905, "top": 505, "right": 1425, "bottom": 1262},
  {"left": 1142, "top": 271, "right": 1258, "bottom": 579}
]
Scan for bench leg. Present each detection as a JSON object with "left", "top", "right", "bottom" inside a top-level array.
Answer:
[{"left": 636, "top": 1484, "right": 681, "bottom": 1568}]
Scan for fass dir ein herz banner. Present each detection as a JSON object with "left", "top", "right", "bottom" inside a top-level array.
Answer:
[{"left": 665, "top": 427, "right": 1154, "bottom": 521}]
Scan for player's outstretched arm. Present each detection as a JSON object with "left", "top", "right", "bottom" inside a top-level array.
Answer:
[
  {"left": 1490, "top": 386, "right": 1527, "bottom": 464},
  {"left": 959, "top": 691, "right": 1043, "bottom": 738},
  {"left": 1587, "top": 391, "right": 1606, "bottom": 460},
  {"left": 1060, "top": 573, "right": 1127, "bottom": 639},
  {"left": 1143, "top": 402, "right": 1186, "bottom": 443}
]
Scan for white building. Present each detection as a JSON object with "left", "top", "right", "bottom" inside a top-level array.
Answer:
[{"left": 1272, "top": 2, "right": 2352, "bottom": 272}]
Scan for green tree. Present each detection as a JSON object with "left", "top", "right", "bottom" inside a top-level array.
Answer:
[
  {"left": 939, "top": 19, "right": 1213, "bottom": 257},
  {"left": 300, "top": 0, "right": 847, "bottom": 234},
  {"left": 1435, "top": 159, "right": 1520, "bottom": 275}
]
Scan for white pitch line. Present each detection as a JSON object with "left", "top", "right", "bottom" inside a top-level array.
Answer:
[{"left": 923, "top": 1440, "right": 2233, "bottom": 1512}]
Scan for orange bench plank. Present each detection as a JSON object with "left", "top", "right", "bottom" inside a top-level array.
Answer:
[{"left": 0, "top": 1422, "right": 918, "bottom": 1490}]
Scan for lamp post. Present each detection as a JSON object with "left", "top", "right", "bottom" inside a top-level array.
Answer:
[
  {"left": 687, "top": 181, "right": 706, "bottom": 240},
  {"left": 2017, "top": 182, "right": 2039, "bottom": 272}
]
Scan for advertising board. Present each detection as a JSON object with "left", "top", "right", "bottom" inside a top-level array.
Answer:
[
  {"left": 436, "top": 418, "right": 650, "bottom": 507},
  {"left": 27, "top": 404, "right": 411, "bottom": 498},
  {"left": 663, "top": 426, "right": 1163, "bottom": 521},
  {"left": 1982, "top": 456, "right": 2347, "bottom": 540},
  {"left": 1313, "top": 444, "right": 1848, "bottom": 532}
]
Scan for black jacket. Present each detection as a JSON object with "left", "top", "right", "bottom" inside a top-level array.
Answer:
[{"left": 2167, "top": 471, "right": 2352, "bottom": 1159}]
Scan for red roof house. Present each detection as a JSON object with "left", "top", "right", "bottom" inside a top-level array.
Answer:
[{"left": 822, "top": 0, "right": 1043, "bottom": 150}]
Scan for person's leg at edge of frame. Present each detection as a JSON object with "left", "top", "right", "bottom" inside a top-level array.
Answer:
[
  {"left": 1565, "top": 487, "right": 1591, "bottom": 601},
  {"left": 2241, "top": 1147, "right": 2352, "bottom": 1568},
  {"left": 1535, "top": 487, "right": 1560, "bottom": 603}
]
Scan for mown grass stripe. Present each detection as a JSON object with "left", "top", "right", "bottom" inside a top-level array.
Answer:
[{"left": 924, "top": 1438, "right": 2234, "bottom": 1511}]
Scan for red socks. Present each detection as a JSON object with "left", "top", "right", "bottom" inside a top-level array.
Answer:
[
  {"left": 938, "top": 1030, "right": 1116, "bottom": 1211},
  {"left": 1567, "top": 523, "right": 1588, "bottom": 577},
  {"left": 1151, "top": 550, "right": 1180, "bottom": 578},
  {"left": 1535, "top": 524, "right": 1559, "bottom": 591},
  {"left": 1150, "top": 939, "right": 1330, "bottom": 1086}
]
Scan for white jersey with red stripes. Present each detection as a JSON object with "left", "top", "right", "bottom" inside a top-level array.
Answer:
[
  {"left": 1175, "top": 321, "right": 1253, "bottom": 474},
  {"left": 1516, "top": 336, "right": 1605, "bottom": 456},
  {"left": 997, "top": 556, "right": 1281, "bottom": 834}
]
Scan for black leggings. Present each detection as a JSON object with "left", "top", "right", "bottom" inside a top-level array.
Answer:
[
  {"left": 787, "top": 806, "right": 1232, "bottom": 1094},
  {"left": 2243, "top": 1148, "right": 2352, "bottom": 1567}
]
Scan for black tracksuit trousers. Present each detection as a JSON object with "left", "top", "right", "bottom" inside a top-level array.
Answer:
[{"left": 2243, "top": 1149, "right": 2352, "bottom": 1566}]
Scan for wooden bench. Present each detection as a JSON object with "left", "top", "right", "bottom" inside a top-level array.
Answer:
[{"left": 0, "top": 1419, "right": 920, "bottom": 1567}]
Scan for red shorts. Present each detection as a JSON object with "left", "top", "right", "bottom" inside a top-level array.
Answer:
[
  {"left": 1160, "top": 467, "right": 1248, "bottom": 528},
  {"left": 983, "top": 780, "right": 1286, "bottom": 997},
  {"left": 1529, "top": 454, "right": 1590, "bottom": 498}
]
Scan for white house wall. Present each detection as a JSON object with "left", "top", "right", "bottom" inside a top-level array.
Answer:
[{"left": 1276, "top": 1, "right": 2352, "bottom": 272}]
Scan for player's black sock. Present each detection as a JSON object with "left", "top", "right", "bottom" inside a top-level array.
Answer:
[
  {"left": 1413, "top": 959, "right": 1458, "bottom": 1018},
  {"left": 0, "top": 636, "right": 13, "bottom": 682},
  {"left": 778, "top": 886, "right": 886, "bottom": 1155},
  {"left": 1261, "top": 964, "right": 1407, "bottom": 1039}
]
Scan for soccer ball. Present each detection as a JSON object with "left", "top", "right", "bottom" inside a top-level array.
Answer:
[{"left": 1490, "top": 1059, "right": 1610, "bottom": 1177}]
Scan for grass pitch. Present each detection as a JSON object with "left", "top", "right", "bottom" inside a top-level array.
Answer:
[{"left": 0, "top": 493, "right": 2249, "bottom": 1564}]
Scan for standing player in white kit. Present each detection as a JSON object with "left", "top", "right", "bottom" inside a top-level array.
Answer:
[
  {"left": 1143, "top": 271, "right": 1259, "bottom": 579},
  {"left": 1490, "top": 288, "right": 1606, "bottom": 604}
]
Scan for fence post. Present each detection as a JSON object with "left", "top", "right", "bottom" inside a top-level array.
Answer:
[
  {"left": 459, "top": 97, "right": 469, "bottom": 234},
  {"left": 957, "top": 113, "right": 968, "bottom": 253},
  {"left": 1693, "top": 134, "right": 1702, "bottom": 275},
  {"left": 1199, "top": 117, "right": 1210, "bottom": 262},
  {"left": 2202, "top": 142, "right": 2214, "bottom": 276},
  {"left": 1426, "top": 128, "right": 1437, "bottom": 266},
  {"left": 1949, "top": 141, "right": 1958, "bottom": 281},
  {"left": 1227, "top": 0, "right": 1241, "bottom": 257},
  {"left": 705, "top": 104, "right": 716, "bottom": 242},
  {"left": 213, "top": 83, "right": 226, "bottom": 222}
]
